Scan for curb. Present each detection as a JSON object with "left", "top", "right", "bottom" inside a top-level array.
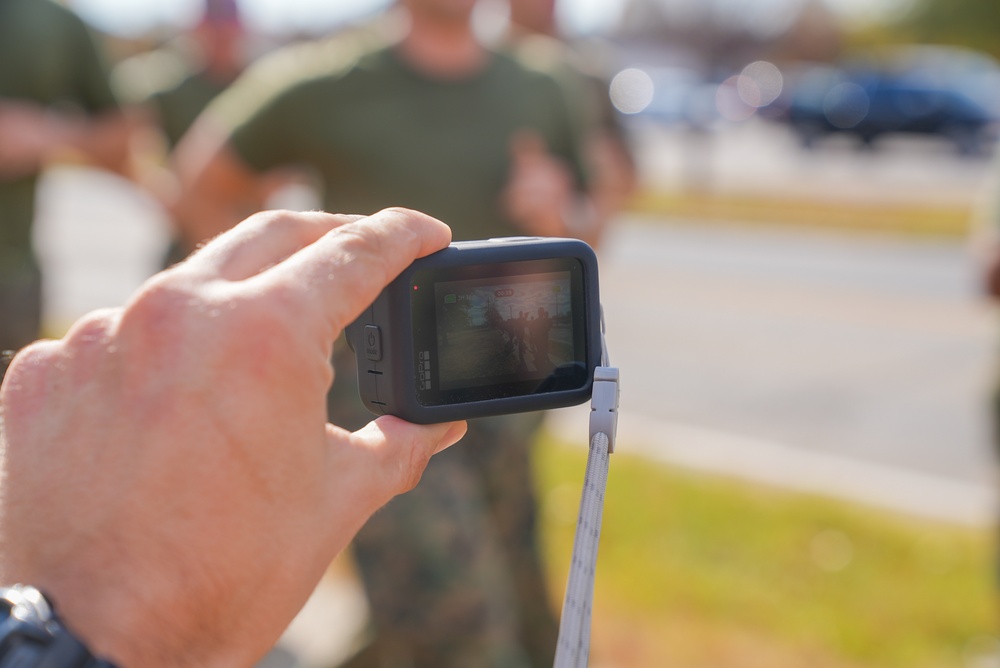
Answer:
[{"left": 545, "top": 406, "right": 998, "bottom": 528}]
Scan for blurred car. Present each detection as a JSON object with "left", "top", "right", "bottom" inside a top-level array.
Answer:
[{"left": 771, "top": 58, "right": 1000, "bottom": 155}]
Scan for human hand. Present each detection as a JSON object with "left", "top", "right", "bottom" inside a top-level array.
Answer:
[
  {"left": 0, "top": 99, "right": 60, "bottom": 180},
  {"left": 501, "top": 130, "right": 576, "bottom": 238},
  {"left": 0, "top": 208, "right": 467, "bottom": 667}
]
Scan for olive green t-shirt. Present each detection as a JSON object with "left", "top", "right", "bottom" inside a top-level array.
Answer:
[
  {"left": 210, "top": 39, "right": 588, "bottom": 241},
  {"left": 0, "top": 0, "right": 119, "bottom": 273}
]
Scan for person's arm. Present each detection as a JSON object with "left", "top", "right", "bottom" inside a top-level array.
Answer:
[
  {"left": 501, "top": 83, "right": 635, "bottom": 247},
  {"left": 501, "top": 128, "right": 635, "bottom": 248},
  {"left": 502, "top": 129, "right": 591, "bottom": 241},
  {"left": 171, "top": 116, "right": 273, "bottom": 251},
  {"left": 0, "top": 4, "right": 131, "bottom": 181},
  {"left": 0, "top": 207, "right": 466, "bottom": 668},
  {"left": 503, "top": 41, "right": 638, "bottom": 248},
  {"left": 0, "top": 99, "right": 130, "bottom": 180}
]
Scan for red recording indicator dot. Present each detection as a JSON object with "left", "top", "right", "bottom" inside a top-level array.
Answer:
[{"left": 413, "top": 285, "right": 419, "bottom": 291}]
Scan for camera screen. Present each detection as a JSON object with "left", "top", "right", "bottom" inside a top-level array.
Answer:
[{"left": 411, "top": 259, "right": 589, "bottom": 405}]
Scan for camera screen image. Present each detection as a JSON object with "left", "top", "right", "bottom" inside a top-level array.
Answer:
[
  {"left": 406, "top": 252, "right": 593, "bottom": 408},
  {"left": 348, "top": 239, "right": 599, "bottom": 420},
  {"left": 433, "top": 271, "right": 576, "bottom": 392}
]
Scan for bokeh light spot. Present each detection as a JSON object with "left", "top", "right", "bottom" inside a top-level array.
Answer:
[
  {"left": 739, "top": 60, "right": 783, "bottom": 108},
  {"left": 824, "top": 82, "right": 870, "bottom": 129},
  {"left": 610, "top": 68, "right": 655, "bottom": 115}
]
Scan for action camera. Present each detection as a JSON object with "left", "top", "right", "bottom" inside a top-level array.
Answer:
[{"left": 345, "top": 237, "right": 602, "bottom": 424}]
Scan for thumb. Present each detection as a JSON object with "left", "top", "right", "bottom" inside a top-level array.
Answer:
[{"left": 330, "top": 416, "right": 468, "bottom": 507}]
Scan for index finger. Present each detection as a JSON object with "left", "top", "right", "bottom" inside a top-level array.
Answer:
[
  {"left": 183, "top": 210, "right": 366, "bottom": 281},
  {"left": 266, "top": 207, "right": 452, "bottom": 333}
]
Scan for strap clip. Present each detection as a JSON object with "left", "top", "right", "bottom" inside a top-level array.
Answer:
[{"left": 589, "top": 367, "right": 619, "bottom": 454}]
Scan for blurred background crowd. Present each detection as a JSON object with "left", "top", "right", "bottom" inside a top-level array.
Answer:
[{"left": 6, "top": 0, "right": 1000, "bottom": 666}]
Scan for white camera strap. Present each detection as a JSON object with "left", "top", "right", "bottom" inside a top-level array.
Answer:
[{"left": 553, "top": 321, "right": 619, "bottom": 668}]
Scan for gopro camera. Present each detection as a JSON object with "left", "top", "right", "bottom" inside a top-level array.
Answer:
[{"left": 346, "top": 237, "right": 602, "bottom": 424}]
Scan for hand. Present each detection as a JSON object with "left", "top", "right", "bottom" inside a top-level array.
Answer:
[
  {"left": 0, "top": 208, "right": 467, "bottom": 667},
  {"left": 501, "top": 130, "right": 575, "bottom": 237},
  {"left": 0, "top": 99, "right": 59, "bottom": 179},
  {"left": 0, "top": 99, "right": 130, "bottom": 181}
]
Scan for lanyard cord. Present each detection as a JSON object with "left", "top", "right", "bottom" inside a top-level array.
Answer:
[{"left": 553, "top": 313, "right": 619, "bottom": 668}]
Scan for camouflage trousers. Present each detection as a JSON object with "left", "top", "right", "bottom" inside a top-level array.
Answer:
[{"left": 329, "top": 345, "right": 559, "bottom": 668}]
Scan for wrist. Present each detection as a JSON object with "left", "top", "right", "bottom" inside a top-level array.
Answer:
[
  {"left": 33, "top": 569, "right": 214, "bottom": 668},
  {"left": 0, "top": 584, "right": 118, "bottom": 667}
]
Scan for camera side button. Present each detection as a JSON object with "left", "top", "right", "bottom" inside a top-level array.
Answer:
[{"left": 364, "top": 325, "right": 382, "bottom": 362}]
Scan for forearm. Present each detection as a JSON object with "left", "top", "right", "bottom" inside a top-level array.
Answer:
[
  {"left": 0, "top": 101, "right": 127, "bottom": 179},
  {"left": 65, "top": 110, "right": 131, "bottom": 174},
  {"left": 31, "top": 109, "right": 132, "bottom": 177},
  {"left": 503, "top": 129, "right": 636, "bottom": 247}
]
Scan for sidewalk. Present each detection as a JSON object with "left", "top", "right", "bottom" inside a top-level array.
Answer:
[
  {"left": 636, "top": 118, "right": 991, "bottom": 209},
  {"left": 631, "top": 119, "right": 993, "bottom": 236}
]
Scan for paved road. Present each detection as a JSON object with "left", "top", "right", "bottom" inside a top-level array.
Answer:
[{"left": 593, "top": 216, "right": 998, "bottom": 485}]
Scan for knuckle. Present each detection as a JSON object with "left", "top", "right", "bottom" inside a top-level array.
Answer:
[
  {"left": 64, "top": 311, "right": 114, "bottom": 347},
  {"left": 2, "top": 339, "right": 60, "bottom": 383},
  {"left": 331, "top": 223, "right": 392, "bottom": 284},
  {"left": 121, "top": 275, "right": 193, "bottom": 343}
]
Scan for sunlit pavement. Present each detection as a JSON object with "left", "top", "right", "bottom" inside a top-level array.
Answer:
[
  {"left": 30, "top": 121, "right": 1000, "bottom": 666},
  {"left": 549, "top": 214, "right": 998, "bottom": 526},
  {"left": 633, "top": 116, "right": 992, "bottom": 209}
]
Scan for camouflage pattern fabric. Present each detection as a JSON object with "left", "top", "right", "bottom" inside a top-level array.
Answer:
[{"left": 329, "top": 344, "right": 558, "bottom": 668}]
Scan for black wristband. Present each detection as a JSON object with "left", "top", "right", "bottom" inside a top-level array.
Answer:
[{"left": 0, "top": 585, "right": 118, "bottom": 668}]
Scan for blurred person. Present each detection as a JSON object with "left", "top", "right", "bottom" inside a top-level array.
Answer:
[
  {"left": 144, "top": 0, "right": 246, "bottom": 151},
  {"left": 506, "top": 0, "right": 637, "bottom": 239},
  {"left": 173, "top": 0, "right": 613, "bottom": 665},
  {"left": 0, "top": 0, "right": 129, "bottom": 380},
  {"left": 115, "top": 0, "right": 251, "bottom": 267},
  {"left": 0, "top": 207, "right": 467, "bottom": 668}
]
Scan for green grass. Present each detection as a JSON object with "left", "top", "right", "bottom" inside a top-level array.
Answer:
[{"left": 535, "top": 434, "right": 999, "bottom": 668}]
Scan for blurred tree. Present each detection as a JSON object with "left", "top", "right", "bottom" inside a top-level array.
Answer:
[{"left": 896, "top": 0, "right": 1000, "bottom": 59}]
